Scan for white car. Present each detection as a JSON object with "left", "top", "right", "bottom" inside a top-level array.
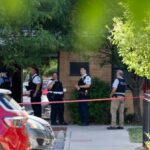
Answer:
[
  {"left": 27, "top": 115, "right": 55, "bottom": 149},
  {"left": 22, "top": 81, "right": 50, "bottom": 118},
  {"left": 1, "top": 91, "right": 55, "bottom": 150}
]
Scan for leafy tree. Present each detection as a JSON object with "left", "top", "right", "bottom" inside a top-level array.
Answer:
[
  {"left": 110, "top": 3, "right": 150, "bottom": 79},
  {"left": 0, "top": 0, "right": 73, "bottom": 68},
  {"left": 41, "top": 59, "right": 58, "bottom": 76},
  {"left": 72, "top": 0, "right": 122, "bottom": 51},
  {"left": 110, "top": 4, "right": 150, "bottom": 122}
]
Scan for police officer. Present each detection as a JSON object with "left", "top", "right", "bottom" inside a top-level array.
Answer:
[
  {"left": 47, "top": 72, "right": 67, "bottom": 125},
  {"left": 107, "top": 70, "right": 126, "bottom": 130},
  {"left": 27, "top": 67, "right": 42, "bottom": 117},
  {"left": 75, "top": 67, "right": 91, "bottom": 126},
  {"left": 0, "top": 68, "right": 11, "bottom": 90}
]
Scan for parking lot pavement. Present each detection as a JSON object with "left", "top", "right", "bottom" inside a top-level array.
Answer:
[
  {"left": 64, "top": 125, "right": 142, "bottom": 150},
  {"left": 50, "top": 127, "right": 67, "bottom": 150},
  {"left": 51, "top": 139, "right": 65, "bottom": 150}
]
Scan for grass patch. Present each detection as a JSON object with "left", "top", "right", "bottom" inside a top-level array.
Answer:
[{"left": 128, "top": 127, "right": 142, "bottom": 143}]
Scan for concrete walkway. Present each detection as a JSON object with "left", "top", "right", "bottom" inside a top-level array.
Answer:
[{"left": 64, "top": 125, "right": 141, "bottom": 150}]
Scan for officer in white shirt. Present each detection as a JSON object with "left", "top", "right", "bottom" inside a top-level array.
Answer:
[
  {"left": 27, "top": 67, "right": 42, "bottom": 117},
  {"left": 75, "top": 67, "right": 92, "bottom": 126}
]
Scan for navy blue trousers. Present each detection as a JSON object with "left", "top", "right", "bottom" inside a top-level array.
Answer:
[
  {"left": 78, "top": 95, "right": 89, "bottom": 124},
  {"left": 31, "top": 91, "right": 42, "bottom": 117},
  {"left": 51, "top": 103, "right": 64, "bottom": 124},
  {"left": 47, "top": 94, "right": 64, "bottom": 124}
]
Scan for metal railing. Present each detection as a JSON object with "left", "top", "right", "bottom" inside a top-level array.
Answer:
[{"left": 143, "top": 94, "right": 150, "bottom": 150}]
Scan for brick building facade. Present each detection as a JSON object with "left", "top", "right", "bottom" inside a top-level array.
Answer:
[
  {"left": 59, "top": 51, "right": 111, "bottom": 99},
  {"left": 58, "top": 51, "right": 140, "bottom": 121}
]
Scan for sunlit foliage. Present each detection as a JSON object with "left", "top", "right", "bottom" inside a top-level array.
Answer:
[{"left": 111, "top": 3, "right": 150, "bottom": 78}]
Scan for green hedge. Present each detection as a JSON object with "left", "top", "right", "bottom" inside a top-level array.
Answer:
[{"left": 68, "top": 77, "right": 111, "bottom": 124}]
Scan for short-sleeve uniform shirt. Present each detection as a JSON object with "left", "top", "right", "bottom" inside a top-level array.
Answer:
[
  {"left": 112, "top": 78, "right": 119, "bottom": 88},
  {"left": 32, "top": 74, "right": 41, "bottom": 84},
  {"left": 82, "top": 74, "right": 92, "bottom": 85}
]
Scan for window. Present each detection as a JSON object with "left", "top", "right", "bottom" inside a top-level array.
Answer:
[
  {"left": 0, "top": 95, "right": 13, "bottom": 110},
  {"left": 70, "top": 62, "right": 89, "bottom": 76}
]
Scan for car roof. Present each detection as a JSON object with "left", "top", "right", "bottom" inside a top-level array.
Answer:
[{"left": 0, "top": 89, "right": 12, "bottom": 95}]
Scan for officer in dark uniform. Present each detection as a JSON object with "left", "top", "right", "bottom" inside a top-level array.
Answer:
[
  {"left": 75, "top": 67, "right": 91, "bottom": 126},
  {"left": 0, "top": 68, "right": 11, "bottom": 90},
  {"left": 47, "top": 72, "right": 67, "bottom": 125},
  {"left": 27, "top": 67, "right": 42, "bottom": 117}
]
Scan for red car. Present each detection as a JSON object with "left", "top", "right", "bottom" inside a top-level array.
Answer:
[{"left": 0, "top": 89, "right": 29, "bottom": 150}]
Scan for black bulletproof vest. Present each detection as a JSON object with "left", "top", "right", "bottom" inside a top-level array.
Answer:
[
  {"left": 51, "top": 80, "right": 63, "bottom": 92},
  {"left": 0, "top": 77, "right": 10, "bottom": 90},
  {"left": 29, "top": 75, "right": 42, "bottom": 92},
  {"left": 78, "top": 75, "right": 90, "bottom": 92},
  {"left": 116, "top": 78, "right": 126, "bottom": 93}
]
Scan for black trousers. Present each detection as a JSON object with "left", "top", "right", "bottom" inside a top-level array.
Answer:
[
  {"left": 48, "top": 94, "right": 64, "bottom": 124},
  {"left": 51, "top": 103, "right": 64, "bottom": 124},
  {"left": 31, "top": 91, "right": 42, "bottom": 117},
  {"left": 78, "top": 94, "right": 89, "bottom": 124}
]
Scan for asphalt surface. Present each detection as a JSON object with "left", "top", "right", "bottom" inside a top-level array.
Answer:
[
  {"left": 64, "top": 125, "right": 142, "bottom": 150},
  {"left": 51, "top": 139, "right": 65, "bottom": 150}
]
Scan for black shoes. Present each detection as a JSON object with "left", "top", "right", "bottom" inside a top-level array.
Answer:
[
  {"left": 107, "top": 126, "right": 124, "bottom": 130},
  {"left": 107, "top": 126, "right": 118, "bottom": 130},
  {"left": 117, "top": 126, "right": 124, "bottom": 129},
  {"left": 51, "top": 122, "right": 58, "bottom": 125},
  {"left": 79, "top": 123, "right": 89, "bottom": 126},
  {"left": 59, "top": 122, "right": 68, "bottom": 125},
  {"left": 51, "top": 122, "right": 68, "bottom": 126}
]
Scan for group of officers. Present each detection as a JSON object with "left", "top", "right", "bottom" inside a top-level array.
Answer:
[
  {"left": 28, "top": 67, "right": 91, "bottom": 126},
  {"left": 28, "top": 66, "right": 127, "bottom": 129}
]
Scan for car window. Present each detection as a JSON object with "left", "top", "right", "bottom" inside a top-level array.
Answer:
[
  {"left": 0, "top": 95, "right": 13, "bottom": 110},
  {"left": 2, "top": 95, "right": 22, "bottom": 110}
]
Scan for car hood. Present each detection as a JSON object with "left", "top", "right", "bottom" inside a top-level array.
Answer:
[{"left": 28, "top": 115, "right": 50, "bottom": 127}]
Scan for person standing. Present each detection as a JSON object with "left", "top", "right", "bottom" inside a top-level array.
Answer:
[
  {"left": 27, "top": 67, "right": 42, "bottom": 117},
  {"left": 47, "top": 72, "right": 67, "bottom": 125},
  {"left": 0, "top": 68, "right": 11, "bottom": 90},
  {"left": 75, "top": 67, "right": 91, "bottom": 126},
  {"left": 107, "top": 70, "right": 127, "bottom": 130}
]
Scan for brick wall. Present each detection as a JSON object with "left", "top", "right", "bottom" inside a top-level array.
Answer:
[
  {"left": 59, "top": 51, "right": 142, "bottom": 122},
  {"left": 59, "top": 51, "right": 111, "bottom": 99}
]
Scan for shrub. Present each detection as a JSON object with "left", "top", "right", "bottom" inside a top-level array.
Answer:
[{"left": 68, "top": 77, "right": 111, "bottom": 124}]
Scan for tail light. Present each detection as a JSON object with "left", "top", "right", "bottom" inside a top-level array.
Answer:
[{"left": 3, "top": 116, "right": 26, "bottom": 128}]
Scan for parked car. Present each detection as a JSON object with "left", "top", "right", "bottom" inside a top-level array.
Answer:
[
  {"left": 0, "top": 89, "right": 29, "bottom": 150},
  {"left": 27, "top": 115, "right": 55, "bottom": 149},
  {"left": 1, "top": 89, "right": 55, "bottom": 150}
]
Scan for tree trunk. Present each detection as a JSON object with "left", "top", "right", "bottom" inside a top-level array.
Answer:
[
  {"left": 132, "top": 88, "right": 142, "bottom": 123},
  {"left": 126, "top": 73, "right": 144, "bottom": 123},
  {"left": 118, "top": 71, "right": 144, "bottom": 123}
]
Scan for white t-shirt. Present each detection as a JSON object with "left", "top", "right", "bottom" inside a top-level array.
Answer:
[
  {"left": 32, "top": 74, "right": 41, "bottom": 84},
  {"left": 82, "top": 74, "right": 92, "bottom": 85}
]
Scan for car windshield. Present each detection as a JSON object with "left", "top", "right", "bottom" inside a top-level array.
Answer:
[{"left": 2, "top": 95, "right": 22, "bottom": 110}]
